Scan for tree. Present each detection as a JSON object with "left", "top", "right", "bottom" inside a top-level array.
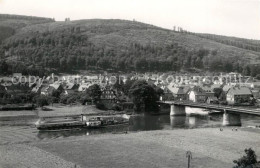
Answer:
[
  {"left": 129, "top": 80, "right": 160, "bottom": 112},
  {"left": 122, "top": 78, "right": 136, "bottom": 96},
  {"left": 224, "top": 61, "right": 233, "bottom": 72},
  {"left": 51, "top": 89, "right": 62, "bottom": 99},
  {"left": 213, "top": 88, "right": 223, "bottom": 98},
  {"left": 0, "top": 60, "right": 8, "bottom": 74},
  {"left": 113, "top": 77, "right": 124, "bottom": 91},
  {"left": 233, "top": 148, "right": 258, "bottom": 168},
  {"left": 86, "top": 84, "right": 102, "bottom": 104},
  {"left": 256, "top": 74, "right": 260, "bottom": 80},
  {"left": 250, "top": 65, "right": 260, "bottom": 77},
  {"left": 79, "top": 93, "right": 91, "bottom": 105},
  {"left": 67, "top": 96, "right": 77, "bottom": 105},
  {"left": 250, "top": 65, "right": 258, "bottom": 77},
  {"left": 242, "top": 65, "right": 251, "bottom": 76}
]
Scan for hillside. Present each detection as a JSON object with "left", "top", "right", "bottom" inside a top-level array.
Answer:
[
  {"left": 0, "top": 14, "right": 55, "bottom": 43},
  {"left": 194, "top": 33, "right": 260, "bottom": 52},
  {"left": 0, "top": 17, "right": 259, "bottom": 76}
]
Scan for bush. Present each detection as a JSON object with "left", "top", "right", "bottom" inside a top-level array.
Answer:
[
  {"left": 34, "top": 95, "right": 50, "bottom": 108},
  {"left": 220, "top": 101, "right": 228, "bottom": 105},
  {"left": 233, "top": 148, "right": 258, "bottom": 168},
  {"left": 96, "top": 102, "right": 107, "bottom": 110},
  {"left": 9, "top": 95, "right": 23, "bottom": 104},
  {"left": 79, "top": 93, "right": 91, "bottom": 105},
  {"left": 67, "top": 96, "right": 77, "bottom": 105},
  {"left": 111, "top": 104, "right": 123, "bottom": 111}
]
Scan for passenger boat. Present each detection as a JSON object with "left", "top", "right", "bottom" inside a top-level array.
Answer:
[
  {"left": 86, "top": 120, "right": 102, "bottom": 128},
  {"left": 35, "top": 116, "right": 85, "bottom": 130},
  {"left": 35, "top": 115, "right": 129, "bottom": 130}
]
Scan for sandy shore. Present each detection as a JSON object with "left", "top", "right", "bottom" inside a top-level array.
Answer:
[{"left": 0, "top": 127, "right": 259, "bottom": 168}]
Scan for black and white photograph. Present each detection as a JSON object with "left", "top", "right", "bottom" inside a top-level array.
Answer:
[{"left": 0, "top": 0, "right": 260, "bottom": 167}]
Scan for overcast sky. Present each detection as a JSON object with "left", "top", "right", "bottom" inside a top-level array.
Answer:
[{"left": 0, "top": 0, "right": 259, "bottom": 40}]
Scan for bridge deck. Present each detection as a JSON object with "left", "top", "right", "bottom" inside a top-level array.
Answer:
[{"left": 159, "top": 101, "right": 260, "bottom": 116}]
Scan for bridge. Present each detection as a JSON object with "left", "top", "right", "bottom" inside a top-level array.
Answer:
[{"left": 158, "top": 101, "right": 260, "bottom": 126}]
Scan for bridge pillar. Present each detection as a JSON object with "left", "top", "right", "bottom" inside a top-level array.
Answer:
[
  {"left": 170, "top": 105, "right": 186, "bottom": 116},
  {"left": 222, "top": 111, "right": 241, "bottom": 126}
]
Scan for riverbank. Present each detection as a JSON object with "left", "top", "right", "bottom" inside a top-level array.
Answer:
[
  {"left": 0, "top": 104, "right": 122, "bottom": 126},
  {"left": 1, "top": 127, "right": 259, "bottom": 168}
]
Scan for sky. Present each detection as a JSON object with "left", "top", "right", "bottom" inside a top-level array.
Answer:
[{"left": 0, "top": 0, "right": 259, "bottom": 40}]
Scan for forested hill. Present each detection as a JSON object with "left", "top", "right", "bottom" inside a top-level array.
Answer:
[
  {"left": 194, "top": 33, "right": 260, "bottom": 52},
  {"left": 0, "top": 16, "right": 260, "bottom": 76},
  {"left": 0, "top": 14, "right": 55, "bottom": 43}
]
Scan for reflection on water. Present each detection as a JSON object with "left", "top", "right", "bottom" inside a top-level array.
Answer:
[
  {"left": 37, "top": 125, "right": 130, "bottom": 140},
  {"left": 170, "top": 116, "right": 186, "bottom": 128}
]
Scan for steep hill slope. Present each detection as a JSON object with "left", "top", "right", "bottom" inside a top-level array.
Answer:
[{"left": 0, "top": 18, "right": 259, "bottom": 75}]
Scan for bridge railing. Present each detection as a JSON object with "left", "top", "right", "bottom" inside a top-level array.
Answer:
[{"left": 159, "top": 100, "right": 260, "bottom": 114}]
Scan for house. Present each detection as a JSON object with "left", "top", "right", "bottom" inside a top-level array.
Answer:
[
  {"left": 199, "top": 85, "right": 215, "bottom": 97},
  {"left": 99, "top": 87, "right": 118, "bottom": 109},
  {"left": 188, "top": 86, "right": 207, "bottom": 103},
  {"left": 50, "top": 83, "right": 63, "bottom": 91},
  {"left": 85, "top": 76, "right": 100, "bottom": 84},
  {"left": 147, "top": 77, "right": 157, "bottom": 85},
  {"left": 251, "top": 89, "right": 260, "bottom": 99},
  {"left": 211, "top": 84, "right": 223, "bottom": 90},
  {"left": 41, "top": 86, "right": 52, "bottom": 95},
  {"left": 161, "top": 87, "right": 174, "bottom": 101},
  {"left": 167, "top": 85, "right": 190, "bottom": 100},
  {"left": 78, "top": 83, "right": 93, "bottom": 92},
  {"left": 101, "top": 87, "right": 117, "bottom": 100},
  {"left": 222, "top": 84, "right": 233, "bottom": 93},
  {"left": 206, "top": 96, "right": 219, "bottom": 104},
  {"left": 63, "top": 83, "right": 79, "bottom": 95},
  {"left": 122, "top": 102, "right": 134, "bottom": 112},
  {"left": 41, "top": 83, "right": 63, "bottom": 95},
  {"left": 239, "top": 82, "right": 254, "bottom": 88},
  {"left": 31, "top": 79, "right": 44, "bottom": 93},
  {"left": 252, "top": 82, "right": 260, "bottom": 88},
  {"left": 213, "top": 76, "right": 224, "bottom": 85},
  {"left": 226, "top": 87, "right": 253, "bottom": 105},
  {"left": 31, "top": 83, "right": 43, "bottom": 94},
  {"left": 0, "top": 77, "right": 13, "bottom": 87},
  {"left": 12, "top": 73, "right": 22, "bottom": 78}
]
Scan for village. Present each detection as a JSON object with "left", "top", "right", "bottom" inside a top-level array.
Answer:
[{"left": 0, "top": 71, "right": 260, "bottom": 111}]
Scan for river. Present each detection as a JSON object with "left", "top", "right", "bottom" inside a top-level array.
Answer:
[{"left": 0, "top": 107, "right": 260, "bottom": 143}]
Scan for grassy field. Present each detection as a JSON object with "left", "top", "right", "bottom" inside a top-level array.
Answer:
[{"left": 1, "top": 127, "right": 260, "bottom": 168}]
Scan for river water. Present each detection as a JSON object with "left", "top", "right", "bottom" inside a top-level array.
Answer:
[{"left": 0, "top": 107, "right": 260, "bottom": 141}]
